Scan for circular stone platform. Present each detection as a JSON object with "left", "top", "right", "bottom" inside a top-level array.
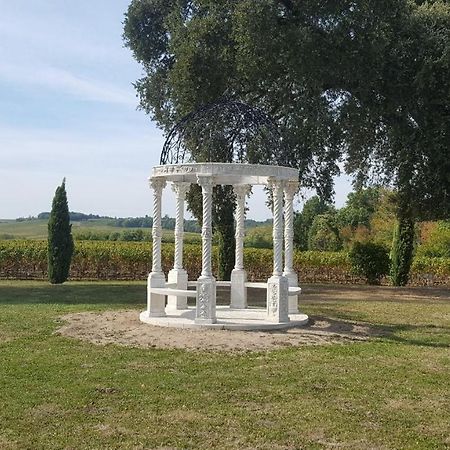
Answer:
[{"left": 140, "top": 307, "right": 308, "bottom": 331}]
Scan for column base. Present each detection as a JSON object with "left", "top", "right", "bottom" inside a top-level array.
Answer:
[
  {"left": 283, "top": 271, "right": 300, "bottom": 314},
  {"left": 195, "top": 276, "right": 217, "bottom": 324},
  {"left": 147, "top": 272, "right": 166, "bottom": 317},
  {"left": 167, "top": 268, "right": 189, "bottom": 310},
  {"left": 266, "top": 275, "right": 290, "bottom": 323},
  {"left": 230, "top": 268, "right": 247, "bottom": 309}
]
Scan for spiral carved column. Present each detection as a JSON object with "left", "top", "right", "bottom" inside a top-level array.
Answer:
[
  {"left": 271, "top": 179, "right": 284, "bottom": 276},
  {"left": 173, "top": 182, "right": 190, "bottom": 269},
  {"left": 150, "top": 178, "right": 166, "bottom": 273},
  {"left": 231, "top": 184, "right": 251, "bottom": 309},
  {"left": 266, "top": 178, "right": 289, "bottom": 323},
  {"left": 167, "top": 181, "right": 190, "bottom": 310},
  {"left": 283, "top": 181, "right": 300, "bottom": 313},
  {"left": 195, "top": 175, "right": 216, "bottom": 324},
  {"left": 147, "top": 177, "right": 167, "bottom": 317}
]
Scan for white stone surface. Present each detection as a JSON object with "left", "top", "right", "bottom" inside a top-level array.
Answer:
[
  {"left": 167, "top": 268, "right": 189, "bottom": 310},
  {"left": 283, "top": 180, "right": 300, "bottom": 314},
  {"left": 140, "top": 306, "right": 308, "bottom": 331},
  {"left": 285, "top": 272, "right": 300, "bottom": 314},
  {"left": 151, "top": 162, "right": 299, "bottom": 185},
  {"left": 149, "top": 177, "right": 166, "bottom": 274},
  {"left": 195, "top": 176, "right": 217, "bottom": 324},
  {"left": 230, "top": 184, "right": 251, "bottom": 309},
  {"left": 266, "top": 275, "right": 290, "bottom": 323},
  {"left": 167, "top": 181, "right": 190, "bottom": 310},
  {"left": 195, "top": 276, "right": 217, "bottom": 324},
  {"left": 146, "top": 272, "right": 166, "bottom": 317},
  {"left": 147, "top": 178, "right": 167, "bottom": 317},
  {"left": 230, "top": 269, "right": 247, "bottom": 309}
]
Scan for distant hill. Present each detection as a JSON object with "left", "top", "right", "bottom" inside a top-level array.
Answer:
[
  {"left": 21, "top": 212, "right": 271, "bottom": 232},
  {"left": 37, "top": 211, "right": 113, "bottom": 221}
]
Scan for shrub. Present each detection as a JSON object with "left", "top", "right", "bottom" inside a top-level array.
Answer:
[
  {"left": 349, "top": 241, "right": 390, "bottom": 284},
  {"left": 417, "top": 221, "right": 450, "bottom": 258}
]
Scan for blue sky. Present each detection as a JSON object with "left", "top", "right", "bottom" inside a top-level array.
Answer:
[{"left": 0, "top": 0, "right": 352, "bottom": 220}]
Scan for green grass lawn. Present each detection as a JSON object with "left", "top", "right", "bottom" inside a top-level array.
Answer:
[{"left": 0, "top": 281, "right": 449, "bottom": 449}]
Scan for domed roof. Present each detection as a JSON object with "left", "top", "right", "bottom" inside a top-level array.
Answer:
[{"left": 160, "top": 98, "right": 287, "bottom": 166}]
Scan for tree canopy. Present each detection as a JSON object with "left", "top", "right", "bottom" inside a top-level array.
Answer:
[{"left": 124, "top": 0, "right": 449, "bottom": 216}]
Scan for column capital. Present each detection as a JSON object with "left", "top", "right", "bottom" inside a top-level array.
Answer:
[
  {"left": 233, "top": 184, "right": 251, "bottom": 199},
  {"left": 196, "top": 175, "right": 216, "bottom": 192},
  {"left": 149, "top": 177, "right": 166, "bottom": 192},
  {"left": 171, "top": 181, "right": 190, "bottom": 199},
  {"left": 284, "top": 180, "right": 299, "bottom": 198},
  {"left": 267, "top": 177, "right": 285, "bottom": 191}
]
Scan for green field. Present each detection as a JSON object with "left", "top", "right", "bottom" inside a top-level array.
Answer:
[
  {"left": 0, "top": 219, "right": 50, "bottom": 239},
  {"left": 0, "top": 218, "right": 272, "bottom": 247},
  {"left": 0, "top": 281, "right": 449, "bottom": 449},
  {"left": 0, "top": 219, "right": 201, "bottom": 243}
]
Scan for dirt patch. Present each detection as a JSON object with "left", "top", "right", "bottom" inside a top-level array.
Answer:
[
  {"left": 55, "top": 309, "right": 387, "bottom": 352},
  {"left": 55, "top": 284, "right": 450, "bottom": 352}
]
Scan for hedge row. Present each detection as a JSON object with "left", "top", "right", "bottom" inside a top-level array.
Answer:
[{"left": 0, "top": 240, "right": 449, "bottom": 285}]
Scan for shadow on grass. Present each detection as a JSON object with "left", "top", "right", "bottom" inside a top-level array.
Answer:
[
  {"left": 301, "top": 283, "right": 450, "bottom": 302},
  {"left": 304, "top": 314, "right": 450, "bottom": 349}
]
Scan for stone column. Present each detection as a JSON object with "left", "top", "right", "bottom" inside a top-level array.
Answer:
[
  {"left": 195, "top": 176, "right": 217, "bottom": 324},
  {"left": 167, "top": 182, "right": 190, "bottom": 310},
  {"left": 283, "top": 180, "right": 300, "bottom": 313},
  {"left": 230, "top": 184, "right": 251, "bottom": 309},
  {"left": 266, "top": 178, "right": 289, "bottom": 323},
  {"left": 147, "top": 177, "right": 166, "bottom": 317}
]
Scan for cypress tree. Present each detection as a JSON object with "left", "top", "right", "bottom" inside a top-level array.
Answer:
[
  {"left": 390, "top": 216, "right": 415, "bottom": 286},
  {"left": 390, "top": 156, "right": 415, "bottom": 287},
  {"left": 48, "top": 179, "right": 74, "bottom": 284},
  {"left": 214, "top": 185, "right": 236, "bottom": 280}
]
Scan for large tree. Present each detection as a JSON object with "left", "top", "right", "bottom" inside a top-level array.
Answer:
[
  {"left": 293, "top": 196, "right": 334, "bottom": 250},
  {"left": 124, "top": 0, "right": 449, "bottom": 281}
]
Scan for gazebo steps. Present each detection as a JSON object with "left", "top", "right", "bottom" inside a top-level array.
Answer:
[{"left": 140, "top": 306, "right": 308, "bottom": 331}]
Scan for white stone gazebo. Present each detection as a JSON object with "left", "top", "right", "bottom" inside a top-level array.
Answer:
[{"left": 140, "top": 162, "right": 308, "bottom": 330}]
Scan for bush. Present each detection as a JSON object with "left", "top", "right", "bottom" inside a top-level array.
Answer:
[
  {"left": 417, "top": 221, "right": 450, "bottom": 258},
  {"left": 349, "top": 241, "right": 390, "bottom": 284}
]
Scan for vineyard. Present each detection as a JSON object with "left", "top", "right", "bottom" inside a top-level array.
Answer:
[{"left": 1, "top": 240, "right": 449, "bottom": 285}]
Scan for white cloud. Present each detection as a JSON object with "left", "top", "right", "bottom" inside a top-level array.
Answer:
[{"left": 0, "top": 62, "right": 136, "bottom": 106}]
